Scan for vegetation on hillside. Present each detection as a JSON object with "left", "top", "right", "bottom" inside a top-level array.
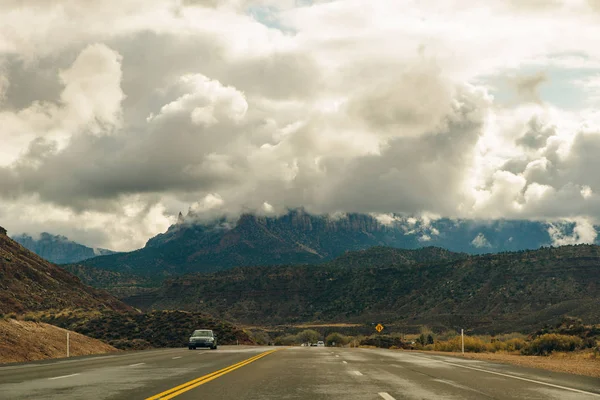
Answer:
[
  {"left": 62, "top": 264, "right": 154, "bottom": 298},
  {"left": 123, "top": 245, "right": 600, "bottom": 333},
  {"left": 265, "top": 318, "right": 599, "bottom": 362},
  {"left": 34, "top": 310, "right": 254, "bottom": 350},
  {"left": 0, "top": 229, "right": 133, "bottom": 314}
]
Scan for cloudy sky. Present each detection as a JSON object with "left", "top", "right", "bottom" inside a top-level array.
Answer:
[{"left": 2, "top": 0, "right": 600, "bottom": 251}]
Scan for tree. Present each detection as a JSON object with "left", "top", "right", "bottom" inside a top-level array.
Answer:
[
  {"left": 426, "top": 334, "right": 434, "bottom": 345},
  {"left": 274, "top": 334, "right": 297, "bottom": 346},
  {"left": 296, "top": 329, "right": 320, "bottom": 344},
  {"left": 326, "top": 332, "right": 347, "bottom": 347},
  {"left": 249, "top": 330, "right": 271, "bottom": 345},
  {"left": 417, "top": 334, "right": 427, "bottom": 346}
]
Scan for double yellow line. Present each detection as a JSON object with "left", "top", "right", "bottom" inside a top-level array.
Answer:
[{"left": 145, "top": 349, "right": 279, "bottom": 400}]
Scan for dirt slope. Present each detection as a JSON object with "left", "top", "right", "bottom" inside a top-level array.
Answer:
[
  {"left": 0, "top": 318, "right": 117, "bottom": 364},
  {"left": 0, "top": 227, "right": 133, "bottom": 314}
]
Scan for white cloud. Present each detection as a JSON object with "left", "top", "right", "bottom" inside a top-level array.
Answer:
[
  {"left": 547, "top": 218, "right": 598, "bottom": 246},
  {"left": 471, "top": 233, "right": 491, "bottom": 248},
  {"left": 0, "top": 43, "right": 124, "bottom": 166},
  {"left": 2, "top": 1, "right": 600, "bottom": 249}
]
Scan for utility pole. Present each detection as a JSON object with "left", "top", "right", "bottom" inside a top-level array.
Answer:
[
  {"left": 67, "top": 332, "right": 70, "bottom": 358},
  {"left": 461, "top": 329, "right": 464, "bottom": 355}
]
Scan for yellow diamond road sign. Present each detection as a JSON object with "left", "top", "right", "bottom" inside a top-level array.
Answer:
[{"left": 375, "top": 323, "right": 384, "bottom": 333}]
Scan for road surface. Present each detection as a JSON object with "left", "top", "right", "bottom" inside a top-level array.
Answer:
[{"left": 0, "top": 346, "right": 598, "bottom": 399}]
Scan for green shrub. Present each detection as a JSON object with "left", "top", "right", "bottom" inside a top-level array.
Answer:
[
  {"left": 296, "top": 330, "right": 320, "bottom": 344},
  {"left": 360, "top": 335, "right": 403, "bottom": 349},
  {"left": 248, "top": 330, "right": 271, "bottom": 345},
  {"left": 326, "top": 332, "right": 348, "bottom": 347},
  {"left": 522, "top": 334, "right": 583, "bottom": 356},
  {"left": 274, "top": 334, "right": 297, "bottom": 346}
]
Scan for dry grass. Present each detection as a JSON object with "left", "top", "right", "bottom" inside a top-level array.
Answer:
[
  {"left": 414, "top": 350, "right": 600, "bottom": 378},
  {"left": 289, "top": 323, "right": 363, "bottom": 328},
  {"left": 0, "top": 319, "right": 117, "bottom": 364}
]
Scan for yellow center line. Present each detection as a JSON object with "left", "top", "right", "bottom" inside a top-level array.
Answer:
[{"left": 145, "top": 349, "right": 279, "bottom": 400}]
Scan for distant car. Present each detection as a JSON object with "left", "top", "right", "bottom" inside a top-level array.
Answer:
[
  {"left": 188, "top": 329, "right": 217, "bottom": 350},
  {"left": 317, "top": 341, "right": 325, "bottom": 347}
]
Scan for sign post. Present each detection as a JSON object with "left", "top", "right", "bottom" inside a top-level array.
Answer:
[
  {"left": 67, "top": 332, "right": 70, "bottom": 358},
  {"left": 461, "top": 329, "right": 464, "bottom": 355},
  {"left": 375, "top": 324, "right": 384, "bottom": 348}
]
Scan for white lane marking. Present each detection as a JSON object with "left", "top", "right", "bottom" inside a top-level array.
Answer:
[
  {"left": 351, "top": 370, "right": 363, "bottom": 376},
  {"left": 172, "top": 356, "right": 182, "bottom": 360},
  {"left": 48, "top": 373, "right": 80, "bottom": 380},
  {"left": 0, "top": 355, "right": 120, "bottom": 371},
  {"left": 342, "top": 361, "right": 348, "bottom": 364},
  {"left": 128, "top": 363, "right": 146, "bottom": 367},
  {"left": 335, "top": 355, "right": 340, "bottom": 358},
  {"left": 429, "top": 358, "right": 600, "bottom": 397},
  {"left": 378, "top": 393, "right": 396, "bottom": 400}
]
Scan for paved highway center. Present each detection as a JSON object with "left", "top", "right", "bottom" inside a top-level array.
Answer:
[{"left": 0, "top": 346, "right": 599, "bottom": 399}]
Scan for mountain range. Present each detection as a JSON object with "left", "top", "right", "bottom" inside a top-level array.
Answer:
[
  {"left": 124, "top": 245, "right": 600, "bottom": 334},
  {"left": 12, "top": 232, "right": 116, "bottom": 264},
  {"left": 79, "top": 210, "right": 591, "bottom": 277}
]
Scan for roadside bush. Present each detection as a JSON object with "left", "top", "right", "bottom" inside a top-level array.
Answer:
[
  {"left": 274, "top": 334, "right": 297, "bottom": 346},
  {"left": 296, "top": 330, "right": 320, "bottom": 344},
  {"left": 360, "top": 335, "right": 403, "bottom": 349},
  {"left": 436, "top": 330, "right": 459, "bottom": 341},
  {"left": 504, "top": 338, "right": 527, "bottom": 352},
  {"left": 495, "top": 332, "right": 527, "bottom": 341},
  {"left": 348, "top": 335, "right": 364, "bottom": 348},
  {"left": 522, "top": 334, "right": 583, "bottom": 356},
  {"left": 248, "top": 330, "right": 271, "bottom": 346},
  {"left": 433, "top": 336, "right": 489, "bottom": 353},
  {"left": 326, "top": 332, "right": 348, "bottom": 347},
  {"left": 23, "top": 314, "right": 39, "bottom": 322}
]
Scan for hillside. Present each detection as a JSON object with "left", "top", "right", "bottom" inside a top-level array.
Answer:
[
  {"left": 61, "top": 264, "right": 153, "bottom": 298},
  {"left": 38, "top": 310, "right": 254, "bottom": 349},
  {"left": 123, "top": 245, "right": 600, "bottom": 334},
  {"left": 80, "top": 210, "right": 559, "bottom": 277},
  {"left": 0, "top": 318, "right": 117, "bottom": 364},
  {"left": 12, "top": 232, "right": 116, "bottom": 264},
  {"left": 0, "top": 226, "right": 133, "bottom": 314}
]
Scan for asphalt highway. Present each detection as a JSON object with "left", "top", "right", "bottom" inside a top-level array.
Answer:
[{"left": 0, "top": 346, "right": 599, "bottom": 399}]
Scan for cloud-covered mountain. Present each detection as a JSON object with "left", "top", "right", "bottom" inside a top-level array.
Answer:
[
  {"left": 2, "top": 1, "right": 600, "bottom": 252},
  {"left": 12, "top": 232, "right": 116, "bottom": 264},
  {"left": 81, "top": 210, "right": 600, "bottom": 277}
]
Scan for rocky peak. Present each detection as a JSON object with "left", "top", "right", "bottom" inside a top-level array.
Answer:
[
  {"left": 0, "top": 226, "right": 6, "bottom": 236},
  {"left": 177, "top": 212, "right": 185, "bottom": 225}
]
